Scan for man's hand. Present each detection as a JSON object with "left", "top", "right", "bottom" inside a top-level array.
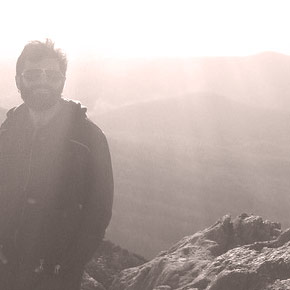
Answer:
[{"left": 0, "top": 246, "right": 7, "bottom": 264}]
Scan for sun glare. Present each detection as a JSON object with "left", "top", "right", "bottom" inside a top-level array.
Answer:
[{"left": 1, "top": 0, "right": 290, "bottom": 59}]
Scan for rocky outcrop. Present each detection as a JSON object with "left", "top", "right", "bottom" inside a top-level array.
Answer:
[
  {"left": 82, "top": 240, "right": 147, "bottom": 290},
  {"left": 82, "top": 272, "right": 106, "bottom": 290},
  {"left": 110, "top": 214, "right": 290, "bottom": 290}
]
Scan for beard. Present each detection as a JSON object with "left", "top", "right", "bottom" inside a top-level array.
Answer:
[{"left": 20, "top": 84, "right": 63, "bottom": 111}]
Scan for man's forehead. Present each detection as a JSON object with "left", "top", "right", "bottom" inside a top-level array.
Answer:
[{"left": 23, "top": 58, "right": 61, "bottom": 71}]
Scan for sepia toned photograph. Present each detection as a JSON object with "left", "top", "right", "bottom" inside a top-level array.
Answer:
[{"left": 0, "top": 1, "right": 290, "bottom": 289}]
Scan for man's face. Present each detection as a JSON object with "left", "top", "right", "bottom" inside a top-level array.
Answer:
[{"left": 16, "top": 58, "right": 65, "bottom": 111}]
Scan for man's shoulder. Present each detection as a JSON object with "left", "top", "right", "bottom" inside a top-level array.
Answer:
[
  {"left": 0, "top": 104, "right": 27, "bottom": 130},
  {"left": 79, "top": 117, "right": 109, "bottom": 149},
  {"left": 82, "top": 117, "right": 106, "bottom": 138},
  {"left": 6, "top": 103, "right": 27, "bottom": 117},
  {"left": 62, "top": 98, "right": 108, "bottom": 146}
]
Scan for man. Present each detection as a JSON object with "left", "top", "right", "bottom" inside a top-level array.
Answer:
[{"left": 0, "top": 39, "right": 114, "bottom": 290}]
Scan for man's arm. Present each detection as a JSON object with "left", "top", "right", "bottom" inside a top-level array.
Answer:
[
  {"left": 79, "top": 125, "right": 114, "bottom": 261},
  {"left": 62, "top": 122, "right": 114, "bottom": 267}
]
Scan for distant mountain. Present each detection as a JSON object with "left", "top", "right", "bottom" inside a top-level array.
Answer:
[
  {"left": 95, "top": 93, "right": 290, "bottom": 258},
  {"left": 70, "top": 52, "right": 290, "bottom": 113},
  {"left": 97, "top": 92, "right": 290, "bottom": 146}
]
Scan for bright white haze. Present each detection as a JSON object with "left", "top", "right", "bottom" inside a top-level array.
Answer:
[{"left": 1, "top": 0, "right": 290, "bottom": 60}]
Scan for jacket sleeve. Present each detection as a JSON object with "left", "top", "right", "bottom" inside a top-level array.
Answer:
[{"left": 62, "top": 121, "right": 114, "bottom": 267}]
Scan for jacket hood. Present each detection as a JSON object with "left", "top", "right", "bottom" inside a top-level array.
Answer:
[
  {"left": 61, "top": 98, "right": 88, "bottom": 121},
  {"left": 0, "top": 98, "right": 89, "bottom": 131}
]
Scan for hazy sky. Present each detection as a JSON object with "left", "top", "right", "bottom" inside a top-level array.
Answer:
[{"left": 1, "top": 0, "right": 290, "bottom": 59}]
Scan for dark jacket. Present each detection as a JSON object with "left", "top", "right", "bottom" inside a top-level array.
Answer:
[{"left": 0, "top": 99, "right": 114, "bottom": 274}]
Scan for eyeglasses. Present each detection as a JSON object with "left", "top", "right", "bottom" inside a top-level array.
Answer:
[{"left": 21, "top": 69, "right": 65, "bottom": 83}]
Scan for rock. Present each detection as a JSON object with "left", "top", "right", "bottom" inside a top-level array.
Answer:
[
  {"left": 153, "top": 286, "right": 172, "bottom": 290},
  {"left": 82, "top": 272, "right": 106, "bottom": 290},
  {"left": 83, "top": 240, "right": 146, "bottom": 290},
  {"left": 268, "top": 279, "right": 290, "bottom": 289},
  {"left": 110, "top": 214, "right": 290, "bottom": 290}
]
